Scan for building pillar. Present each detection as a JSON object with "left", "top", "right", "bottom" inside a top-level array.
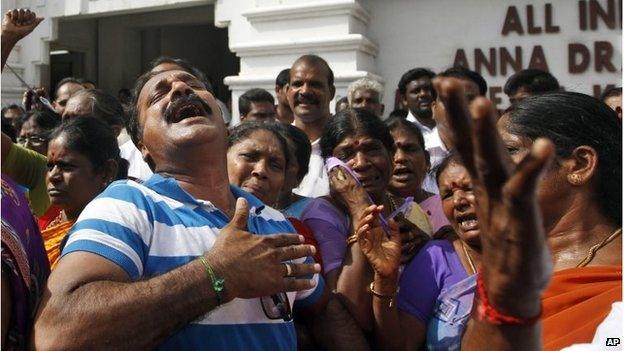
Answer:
[{"left": 215, "top": 0, "right": 381, "bottom": 125}]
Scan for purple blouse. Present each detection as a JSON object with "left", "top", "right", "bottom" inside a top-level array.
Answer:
[
  {"left": 397, "top": 239, "right": 468, "bottom": 323},
  {"left": 300, "top": 198, "right": 349, "bottom": 274}
]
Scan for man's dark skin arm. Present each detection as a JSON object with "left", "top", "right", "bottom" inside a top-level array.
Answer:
[
  {"left": 33, "top": 253, "right": 220, "bottom": 350},
  {"left": 32, "top": 198, "right": 320, "bottom": 351},
  {"left": 307, "top": 295, "right": 372, "bottom": 351},
  {"left": 434, "top": 79, "right": 553, "bottom": 351},
  {"left": 1, "top": 9, "right": 43, "bottom": 71}
]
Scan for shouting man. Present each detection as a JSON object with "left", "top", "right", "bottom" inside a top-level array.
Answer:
[{"left": 33, "top": 69, "right": 326, "bottom": 350}]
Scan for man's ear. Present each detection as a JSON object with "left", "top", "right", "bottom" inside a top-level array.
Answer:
[
  {"left": 329, "top": 85, "right": 336, "bottom": 100},
  {"left": 380, "top": 104, "right": 385, "bottom": 117},
  {"left": 400, "top": 94, "right": 407, "bottom": 109},
  {"left": 138, "top": 140, "right": 155, "bottom": 171}
]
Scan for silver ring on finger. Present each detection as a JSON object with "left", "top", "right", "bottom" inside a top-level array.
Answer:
[{"left": 283, "top": 263, "right": 293, "bottom": 277}]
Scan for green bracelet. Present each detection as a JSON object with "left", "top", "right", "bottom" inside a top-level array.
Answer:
[{"left": 199, "top": 256, "right": 225, "bottom": 305}]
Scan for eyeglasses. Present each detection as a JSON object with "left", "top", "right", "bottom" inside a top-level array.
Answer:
[
  {"left": 261, "top": 293, "right": 292, "bottom": 321},
  {"left": 17, "top": 135, "right": 47, "bottom": 146}
]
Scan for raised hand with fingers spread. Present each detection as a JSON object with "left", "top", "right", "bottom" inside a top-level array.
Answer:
[{"left": 435, "top": 78, "right": 555, "bottom": 322}]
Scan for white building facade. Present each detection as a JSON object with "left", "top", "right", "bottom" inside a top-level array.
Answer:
[{"left": 2, "top": 0, "right": 621, "bottom": 119}]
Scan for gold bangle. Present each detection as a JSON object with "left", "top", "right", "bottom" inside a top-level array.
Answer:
[
  {"left": 346, "top": 234, "right": 358, "bottom": 245},
  {"left": 369, "top": 281, "right": 399, "bottom": 307}
]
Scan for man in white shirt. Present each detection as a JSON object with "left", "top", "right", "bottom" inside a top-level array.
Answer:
[
  {"left": 398, "top": 68, "right": 445, "bottom": 193},
  {"left": 399, "top": 66, "right": 489, "bottom": 193},
  {"left": 287, "top": 55, "right": 335, "bottom": 198}
]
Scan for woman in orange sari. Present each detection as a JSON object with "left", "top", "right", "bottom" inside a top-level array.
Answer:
[
  {"left": 357, "top": 84, "right": 621, "bottom": 350},
  {"left": 42, "top": 116, "right": 127, "bottom": 269}
]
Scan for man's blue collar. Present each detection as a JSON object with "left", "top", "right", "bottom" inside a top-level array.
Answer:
[{"left": 142, "top": 173, "right": 265, "bottom": 210}]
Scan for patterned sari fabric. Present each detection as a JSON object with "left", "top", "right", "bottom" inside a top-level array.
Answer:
[
  {"left": 41, "top": 216, "right": 76, "bottom": 270},
  {"left": 1, "top": 175, "right": 50, "bottom": 350}
]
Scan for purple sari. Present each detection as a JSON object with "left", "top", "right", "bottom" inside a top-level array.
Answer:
[{"left": 1, "top": 174, "right": 50, "bottom": 350}]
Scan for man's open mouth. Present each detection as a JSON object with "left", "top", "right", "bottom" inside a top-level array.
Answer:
[{"left": 165, "top": 95, "right": 212, "bottom": 124}]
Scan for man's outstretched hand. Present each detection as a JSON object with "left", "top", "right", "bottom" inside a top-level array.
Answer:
[{"left": 434, "top": 78, "right": 554, "bottom": 319}]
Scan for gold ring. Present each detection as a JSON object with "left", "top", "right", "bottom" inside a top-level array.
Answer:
[{"left": 284, "top": 263, "right": 293, "bottom": 277}]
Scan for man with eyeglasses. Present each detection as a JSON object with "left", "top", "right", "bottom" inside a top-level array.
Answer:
[{"left": 33, "top": 68, "right": 329, "bottom": 350}]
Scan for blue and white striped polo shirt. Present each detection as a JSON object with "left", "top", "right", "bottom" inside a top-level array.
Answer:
[{"left": 61, "top": 173, "right": 324, "bottom": 350}]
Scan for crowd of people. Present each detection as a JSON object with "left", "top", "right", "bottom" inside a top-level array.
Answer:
[{"left": 1, "top": 8, "right": 622, "bottom": 351}]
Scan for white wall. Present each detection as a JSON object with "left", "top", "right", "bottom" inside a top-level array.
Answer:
[
  {"left": 362, "top": 0, "right": 622, "bottom": 111},
  {"left": 216, "top": 0, "right": 379, "bottom": 125},
  {"left": 3, "top": 0, "right": 621, "bottom": 114},
  {"left": 1, "top": 0, "right": 216, "bottom": 106}
]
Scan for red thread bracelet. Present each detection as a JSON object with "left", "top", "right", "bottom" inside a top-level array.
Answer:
[{"left": 476, "top": 269, "right": 541, "bottom": 325}]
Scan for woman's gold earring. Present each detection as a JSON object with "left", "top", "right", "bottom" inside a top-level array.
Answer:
[{"left": 568, "top": 174, "right": 582, "bottom": 185}]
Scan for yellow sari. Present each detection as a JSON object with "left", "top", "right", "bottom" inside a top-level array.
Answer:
[{"left": 41, "top": 216, "right": 76, "bottom": 270}]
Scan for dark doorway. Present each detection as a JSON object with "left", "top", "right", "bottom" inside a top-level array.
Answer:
[{"left": 50, "top": 51, "right": 85, "bottom": 93}]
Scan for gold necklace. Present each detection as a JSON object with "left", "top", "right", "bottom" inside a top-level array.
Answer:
[
  {"left": 576, "top": 228, "right": 622, "bottom": 267},
  {"left": 461, "top": 241, "right": 477, "bottom": 275}
]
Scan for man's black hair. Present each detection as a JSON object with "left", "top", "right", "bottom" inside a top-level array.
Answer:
[
  {"left": 438, "top": 66, "right": 488, "bottom": 96},
  {"left": 1, "top": 104, "right": 25, "bottom": 118},
  {"left": 335, "top": 96, "right": 349, "bottom": 114},
  {"left": 505, "top": 92, "right": 622, "bottom": 224},
  {"left": 387, "top": 109, "right": 408, "bottom": 119},
  {"left": 54, "top": 77, "right": 81, "bottom": 99},
  {"left": 118, "top": 88, "right": 132, "bottom": 106},
  {"left": 68, "top": 89, "right": 127, "bottom": 127},
  {"left": 320, "top": 108, "right": 395, "bottom": 159},
  {"left": 397, "top": 68, "right": 436, "bottom": 95},
  {"left": 127, "top": 70, "right": 159, "bottom": 146},
  {"left": 239, "top": 88, "right": 275, "bottom": 116},
  {"left": 1, "top": 118, "right": 16, "bottom": 142},
  {"left": 600, "top": 86, "right": 622, "bottom": 102},
  {"left": 503, "top": 69, "right": 560, "bottom": 97},
  {"left": 148, "top": 56, "right": 214, "bottom": 94},
  {"left": 291, "top": 55, "right": 334, "bottom": 87},
  {"left": 77, "top": 78, "right": 97, "bottom": 87},
  {"left": 275, "top": 69, "right": 290, "bottom": 88}
]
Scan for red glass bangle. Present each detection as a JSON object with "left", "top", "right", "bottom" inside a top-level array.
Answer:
[{"left": 476, "top": 269, "right": 541, "bottom": 325}]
